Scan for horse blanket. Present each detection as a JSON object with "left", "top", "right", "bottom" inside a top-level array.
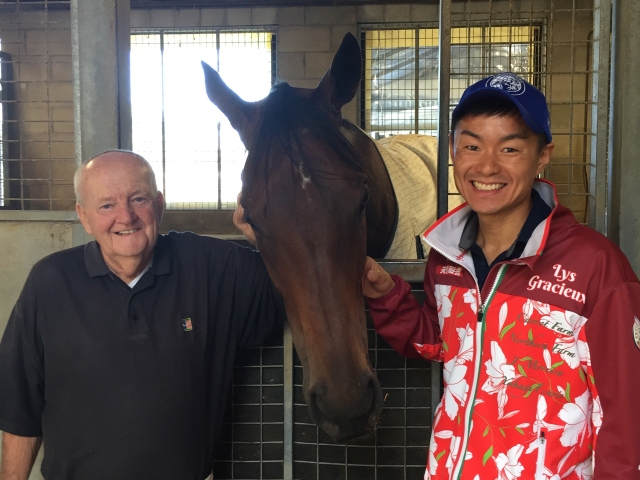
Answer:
[{"left": 377, "top": 134, "right": 463, "bottom": 260}]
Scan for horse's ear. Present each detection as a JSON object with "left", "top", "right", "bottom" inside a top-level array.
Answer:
[
  {"left": 317, "top": 32, "right": 362, "bottom": 113},
  {"left": 201, "top": 61, "right": 258, "bottom": 147}
]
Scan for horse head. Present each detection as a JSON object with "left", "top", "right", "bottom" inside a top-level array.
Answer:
[{"left": 202, "top": 33, "right": 394, "bottom": 442}]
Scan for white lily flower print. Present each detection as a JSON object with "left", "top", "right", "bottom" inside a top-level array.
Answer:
[
  {"left": 543, "top": 348, "right": 552, "bottom": 369},
  {"left": 445, "top": 435, "right": 461, "bottom": 479},
  {"left": 441, "top": 325, "right": 474, "bottom": 420},
  {"left": 435, "top": 285, "right": 453, "bottom": 325},
  {"left": 573, "top": 455, "right": 593, "bottom": 480},
  {"left": 576, "top": 338, "right": 591, "bottom": 367},
  {"left": 463, "top": 288, "right": 478, "bottom": 314},
  {"left": 498, "top": 302, "right": 508, "bottom": 332},
  {"left": 523, "top": 299, "right": 550, "bottom": 320},
  {"left": 493, "top": 444, "right": 525, "bottom": 480},
  {"left": 442, "top": 358, "right": 468, "bottom": 420},
  {"left": 552, "top": 337, "right": 581, "bottom": 369},
  {"left": 456, "top": 325, "right": 474, "bottom": 365},
  {"left": 540, "top": 469, "right": 561, "bottom": 480},
  {"left": 592, "top": 395, "right": 602, "bottom": 435},
  {"left": 540, "top": 310, "right": 587, "bottom": 369},
  {"left": 558, "top": 389, "right": 592, "bottom": 447},
  {"left": 444, "top": 435, "right": 472, "bottom": 479},
  {"left": 481, "top": 341, "right": 519, "bottom": 419},
  {"left": 525, "top": 396, "right": 562, "bottom": 454},
  {"left": 426, "top": 437, "right": 438, "bottom": 478},
  {"left": 541, "top": 309, "right": 586, "bottom": 336}
]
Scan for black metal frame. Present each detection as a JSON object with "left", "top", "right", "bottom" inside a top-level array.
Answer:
[{"left": 0, "top": 51, "right": 19, "bottom": 209}]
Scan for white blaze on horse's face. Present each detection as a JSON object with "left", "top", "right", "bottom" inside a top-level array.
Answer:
[
  {"left": 202, "top": 32, "right": 387, "bottom": 443},
  {"left": 298, "top": 165, "right": 311, "bottom": 189}
]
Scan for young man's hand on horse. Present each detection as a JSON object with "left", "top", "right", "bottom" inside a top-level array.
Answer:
[
  {"left": 361, "top": 256, "right": 395, "bottom": 299},
  {"left": 233, "top": 195, "right": 257, "bottom": 246}
]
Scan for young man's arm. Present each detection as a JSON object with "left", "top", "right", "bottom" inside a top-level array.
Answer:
[
  {"left": 0, "top": 432, "right": 41, "bottom": 480},
  {"left": 363, "top": 256, "right": 441, "bottom": 360},
  {"left": 584, "top": 282, "right": 640, "bottom": 478}
]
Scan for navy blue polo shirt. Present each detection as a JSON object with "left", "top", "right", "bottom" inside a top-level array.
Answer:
[
  {"left": 0, "top": 232, "right": 284, "bottom": 480},
  {"left": 458, "top": 189, "right": 552, "bottom": 290}
]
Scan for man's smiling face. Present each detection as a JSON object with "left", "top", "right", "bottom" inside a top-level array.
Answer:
[
  {"left": 76, "top": 152, "right": 164, "bottom": 273},
  {"left": 450, "top": 113, "right": 553, "bottom": 222}
]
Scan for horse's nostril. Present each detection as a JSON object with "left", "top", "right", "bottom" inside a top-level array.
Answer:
[
  {"left": 367, "top": 375, "right": 384, "bottom": 412},
  {"left": 309, "top": 382, "right": 328, "bottom": 399}
]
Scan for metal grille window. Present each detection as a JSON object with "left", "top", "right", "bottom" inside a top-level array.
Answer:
[
  {"left": 0, "top": 47, "right": 11, "bottom": 207},
  {"left": 361, "top": 3, "right": 597, "bottom": 225},
  {"left": 0, "top": 3, "right": 75, "bottom": 211},
  {"left": 361, "top": 25, "right": 541, "bottom": 139},
  {"left": 131, "top": 29, "right": 275, "bottom": 210}
]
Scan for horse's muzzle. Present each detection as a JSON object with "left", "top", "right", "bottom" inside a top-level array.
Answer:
[{"left": 306, "top": 372, "right": 384, "bottom": 443}]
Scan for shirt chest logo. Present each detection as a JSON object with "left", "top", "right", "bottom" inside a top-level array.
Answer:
[
  {"left": 182, "top": 318, "right": 193, "bottom": 331},
  {"left": 438, "top": 265, "right": 462, "bottom": 276},
  {"left": 527, "top": 264, "right": 585, "bottom": 304}
]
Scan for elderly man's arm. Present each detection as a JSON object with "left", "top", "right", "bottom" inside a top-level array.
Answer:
[{"left": 0, "top": 432, "right": 41, "bottom": 480}]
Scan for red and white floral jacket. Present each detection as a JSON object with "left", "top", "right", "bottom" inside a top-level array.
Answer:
[{"left": 368, "top": 180, "right": 640, "bottom": 479}]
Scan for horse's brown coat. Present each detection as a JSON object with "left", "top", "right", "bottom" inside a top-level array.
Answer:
[{"left": 202, "top": 33, "right": 447, "bottom": 442}]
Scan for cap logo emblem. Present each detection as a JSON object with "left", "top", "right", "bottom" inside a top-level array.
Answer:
[
  {"left": 634, "top": 316, "right": 640, "bottom": 351},
  {"left": 487, "top": 73, "right": 526, "bottom": 95}
]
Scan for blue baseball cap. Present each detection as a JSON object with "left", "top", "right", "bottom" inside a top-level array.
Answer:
[{"left": 451, "top": 72, "right": 552, "bottom": 143}]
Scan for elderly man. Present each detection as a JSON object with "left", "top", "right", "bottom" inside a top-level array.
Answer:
[
  {"left": 363, "top": 73, "right": 640, "bottom": 478},
  {"left": 0, "top": 150, "right": 284, "bottom": 480}
]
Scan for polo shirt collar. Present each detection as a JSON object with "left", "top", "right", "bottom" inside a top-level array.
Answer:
[
  {"left": 150, "top": 234, "right": 172, "bottom": 276},
  {"left": 84, "top": 234, "right": 172, "bottom": 278}
]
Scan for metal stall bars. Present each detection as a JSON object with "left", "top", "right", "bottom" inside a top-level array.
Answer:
[
  {"left": 0, "top": 0, "right": 75, "bottom": 211},
  {"left": 211, "top": 261, "right": 432, "bottom": 480},
  {"left": 290, "top": 262, "right": 432, "bottom": 480},
  {"left": 213, "top": 325, "right": 287, "bottom": 479}
]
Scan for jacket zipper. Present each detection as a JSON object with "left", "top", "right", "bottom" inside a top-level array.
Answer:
[
  {"left": 453, "top": 264, "right": 509, "bottom": 480},
  {"left": 534, "top": 430, "right": 547, "bottom": 480}
]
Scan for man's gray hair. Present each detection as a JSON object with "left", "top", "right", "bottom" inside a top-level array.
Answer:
[{"left": 74, "top": 149, "right": 158, "bottom": 205}]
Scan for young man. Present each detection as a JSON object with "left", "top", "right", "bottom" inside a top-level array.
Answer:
[
  {"left": 0, "top": 151, "right": 285, "bottom": 480},
  {"left": 363, "top": 73, "right": 640, "bottom": 479}
]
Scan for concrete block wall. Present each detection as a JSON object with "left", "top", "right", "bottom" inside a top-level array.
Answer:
[{"left": 0, "top": 218, "right": 88, "bottom": 480}]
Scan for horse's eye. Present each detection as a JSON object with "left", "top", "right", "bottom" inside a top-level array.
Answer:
[
  {"left": 361, "top": 185, "right": 370, "bottom": 205},
  {"left": 358, "top": 186, "right": 370, "bottom": 216}
]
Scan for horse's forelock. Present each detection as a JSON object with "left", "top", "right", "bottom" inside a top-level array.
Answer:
[{"left": 245, "top": 82, "right": 365, "bottom": 187}]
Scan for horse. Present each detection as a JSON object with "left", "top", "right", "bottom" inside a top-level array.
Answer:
[{"left": 202, "top": 32, "right": 457, "bottom": 442}]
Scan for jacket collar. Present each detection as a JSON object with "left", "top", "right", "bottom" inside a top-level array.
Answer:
[
  {"left": 423, "top": 179, "right": 560, "bottom": 271},
  {"left": 84, "top": 234, "right": 172, "bottom": 278}
]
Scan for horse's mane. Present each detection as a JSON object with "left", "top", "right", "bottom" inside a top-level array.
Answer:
[{"left": 244, "top": 82, "right": 364, "bottom": 187}]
